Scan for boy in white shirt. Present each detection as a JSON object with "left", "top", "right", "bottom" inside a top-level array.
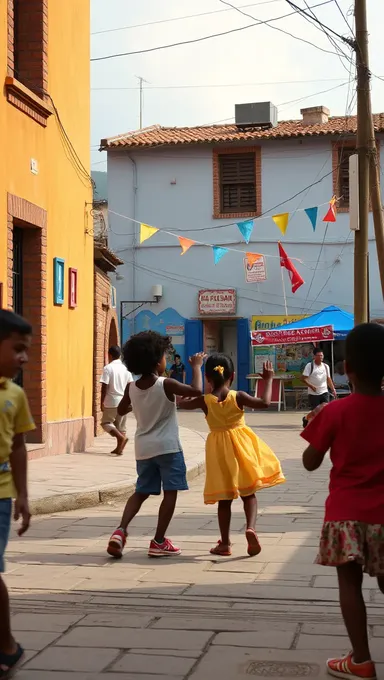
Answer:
[{"left": 100, "top": 346, "right": 133, "bottom": 455}]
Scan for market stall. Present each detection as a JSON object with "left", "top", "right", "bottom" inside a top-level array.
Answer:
[{"left": 249, "top": 306, "right": 354, "bottom": 409}]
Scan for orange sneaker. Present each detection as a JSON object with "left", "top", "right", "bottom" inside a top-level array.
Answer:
[{"left": 326, "top": 653, "right": 376, "bottom": 680}]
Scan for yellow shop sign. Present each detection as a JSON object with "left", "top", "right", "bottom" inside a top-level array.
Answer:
[{"left": 251, "top": 314, "right": 306, "bottom": 331}]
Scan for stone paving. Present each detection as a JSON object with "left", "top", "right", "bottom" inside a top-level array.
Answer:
[{"left": 7, "top": 412, "right": 384, "bottom": 678}]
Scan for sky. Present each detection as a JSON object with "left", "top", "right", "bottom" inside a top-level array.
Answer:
[{"left": 90, "top": 0, "right": 384, "bottom": 170}]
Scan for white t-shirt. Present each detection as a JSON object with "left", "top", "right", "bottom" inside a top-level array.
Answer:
[
  {"left": 100, "top": 360, "right": 133, "bottom": 408},
  {"left": 130, "top": 377, "right": 181, "bottom": 460},
  {"left": 302, "top": 361, "right": 330, "bottom": 395}
]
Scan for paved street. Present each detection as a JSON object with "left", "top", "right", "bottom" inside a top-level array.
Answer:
[{"left": 9, "top": 414, "right": 384, "bottom": 678}]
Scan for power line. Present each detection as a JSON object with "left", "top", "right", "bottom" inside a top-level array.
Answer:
[
  {"left": 299, "top": 0, "right": 355, "bottom": 76},
  {"left": 284, "top": 0, "right": 353, "bottom": 45},
  {"left": 333, "top": 0, "right": 354, "bottom": 35},
  {"left": 91, "top": 1, "right": 342, "bottom": 63},
  {"left": 91, "top": 77, "right": 348, "bottom": 92},
  {"left": 91, "top": 0, "right": 283, "bottom": 35}
]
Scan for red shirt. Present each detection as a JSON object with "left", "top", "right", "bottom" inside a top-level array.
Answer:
[{"left": 301, "top": 393, "right": 384, "bottom": 523}]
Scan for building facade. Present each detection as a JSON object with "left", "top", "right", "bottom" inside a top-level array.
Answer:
[
  {"left": 1, "top": 0, "right": 94, "bottom": 455},
  {"left": 102, "top": 105, "right": 384, "bottom": 391}
]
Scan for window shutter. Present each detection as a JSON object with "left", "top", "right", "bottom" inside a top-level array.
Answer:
[
  {"left": 219, "top": 153, "right": 256, "bottom": 213},
  {"left": 338, "top": 147, "right": 355, "bottom": 207}
]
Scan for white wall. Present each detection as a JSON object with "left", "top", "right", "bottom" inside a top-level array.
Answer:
[{"left": 107, "top": 137, "right": 384, "bottom": 327}]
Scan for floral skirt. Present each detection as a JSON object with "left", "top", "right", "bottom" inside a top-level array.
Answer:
[{"left": 317, "top": 521, "right": 384, "bottom": 576}]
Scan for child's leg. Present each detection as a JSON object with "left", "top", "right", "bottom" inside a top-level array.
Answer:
[
  {"left": 337, "top": 562, "right": 371, "bottom": 663},
  {"left": 0, "top": 576, "right": 15, "bottom": 654},
  {"left": 242, "top": 494, "right": 261, "bottom": 556},
  {"left": 120, "top": 492, "right": 149, "bottom": 532},
  {"left": 217, "top": 500, "right": 232, "bottom": 546},
  {"left": 242, "top": 493, "right": 257, "bottom": 530},
  {"left": 154, "top": 490, "right": 178, "bottom": 543}
]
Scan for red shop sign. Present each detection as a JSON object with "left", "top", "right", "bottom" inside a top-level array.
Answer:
[{"left": 250, "top": 324, "right": 334, "bottom": 346}]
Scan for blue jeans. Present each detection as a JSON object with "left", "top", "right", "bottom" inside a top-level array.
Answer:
[
  {"left": 136, "top": 452, "right": 188, "bottom": 496},
  {"left": 0, "top": 499, "right": 12, "bottom": 573}
]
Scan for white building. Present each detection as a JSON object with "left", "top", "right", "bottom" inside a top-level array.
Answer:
[{"left": 101, "top": 103, "right": 384, "bottom": 391}]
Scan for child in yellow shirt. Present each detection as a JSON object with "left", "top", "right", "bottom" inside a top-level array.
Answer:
[{"left": 0, "top": 310, "right": 35, "bottom": 677}]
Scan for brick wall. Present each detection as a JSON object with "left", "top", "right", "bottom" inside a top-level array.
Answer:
[
  {"left": 7, "top": 193, "right": 47, "bottom": 443},
  {"left": 93, "top": 267, "right": 119, "bottom": 435},
  {"left": 7, "top": 0, "right": 48, "bottom": 96},
  {"left": 212, "top": 146, "right": 262, "bottom": 219}
]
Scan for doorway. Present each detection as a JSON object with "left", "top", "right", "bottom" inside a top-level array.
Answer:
[
  {"left": 203, "top": 320, "right": 238, "bottom": 389},
  {"left": 12, "top": 227, "right": 24, "bottom": 386}
]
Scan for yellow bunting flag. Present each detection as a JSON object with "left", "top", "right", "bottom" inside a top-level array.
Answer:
[
  {"left": 272, "top": 213, "right": 289, "bottom": 236},
  {"left": 246, "top": 252, "right": 262, "bottom": 266},
  {"left": 178, "top": 236, "right": 195, "bottom": 255},
  {"left": 140, "top": 223, "right": 158, "bottom": 244}
]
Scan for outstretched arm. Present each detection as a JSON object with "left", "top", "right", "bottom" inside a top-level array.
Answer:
[
  {"left": 164, "top": 352, "right": 206, "bottom": 399},
  {"left": 178, "top": 395, "right": 207, "bottom": 413},
  {"left": 236, "top": 361, "right": 274, "bottom": 410}
]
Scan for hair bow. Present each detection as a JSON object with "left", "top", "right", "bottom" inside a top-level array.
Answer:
[{"left": 213, "top": 365, "right": 224, "bottom": 375}]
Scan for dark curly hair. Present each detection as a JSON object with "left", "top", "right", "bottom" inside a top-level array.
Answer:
[
  {"left": 122, "top": 331, "right": 172, "bottom": 376},
  {"left": 205, "top": 353, "right": 234, "bottom": 388}
]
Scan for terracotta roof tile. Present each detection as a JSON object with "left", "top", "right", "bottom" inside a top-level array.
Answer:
[{"left": 101, "top": 114, "right": 384, "bottom": 150}]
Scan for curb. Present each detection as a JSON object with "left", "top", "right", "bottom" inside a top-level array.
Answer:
[{"left": 30, "top": 460, "right": 206, "bottom": 516}]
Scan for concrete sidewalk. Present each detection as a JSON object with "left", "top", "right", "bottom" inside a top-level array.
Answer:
[{"left": 29, "top": 416, "right": 206, "bottom": 515}]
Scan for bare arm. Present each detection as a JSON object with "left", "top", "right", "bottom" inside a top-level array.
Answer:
[
  {"left": 164, "top": 352, "right": 206, "bottom": 399},
  {"left": 118, "top": 382, "right": 131, "bottom": 415},
  {"left": 100, "top": 383, "right": 107, "bottom": 411},
  {"left": 178, "top": 395, "right": 207, "bottom": 414},
  {"left": 301, "top": 375, "right": 316, "bottom": 392},
  {"left": 327, "top": 375, "right": 336, "bottom": 396},
  {"left": 10, "top": 433, "right": 30, "bottom": 536},
  {"left": 237, "top": 361, "right": 274, "bottom": 410},
  {"left": 302, "top": 444, "right": 326, "bottom": 471}
]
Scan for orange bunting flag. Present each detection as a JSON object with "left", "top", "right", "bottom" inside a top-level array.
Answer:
[
  {"left": 178, "top": 236, "right": 195, "bottom": 255},
  {"left": 272, "top": 213, "right": 289, "bottom": 236},
  {"left": 246, "top": 252, "right": 263, "bottom": 266}
]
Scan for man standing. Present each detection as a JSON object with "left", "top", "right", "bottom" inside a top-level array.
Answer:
[
  {"left": 169, "top": 354, "right": 186, "bottom": 383},
  {"left": 100, "top": 346, "right": 133, "bottom": 455},
  {"left": 301, "top": 347, "right": 336, "bottom": 410}
]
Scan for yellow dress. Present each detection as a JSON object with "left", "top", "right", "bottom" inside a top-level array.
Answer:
[{"left": 204, "top": 390, "right": 285, "bottom": 504}]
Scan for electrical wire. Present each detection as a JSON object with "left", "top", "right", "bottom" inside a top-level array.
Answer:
[
  {"left": 299, "top": 0, "right": 355, "bottom": 76},
  {"left": 284, "top": 0, "right": 353, "bottom": 45},
  {"left": 90, "top": 1, "right": 343, "bottom": 62},
  {"left": 333, "top": 0, "right": 354, "bottom": 35},
  {"left": 91, "top": 0, "right": 284, "bottom": 35},
  {"left": 91, "top": 77, "right": 349, "bottom": 92}
]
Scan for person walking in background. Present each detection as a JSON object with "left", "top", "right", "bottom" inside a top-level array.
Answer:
[
  {"left": 170, "top": 354, "right": 186, "bottom": 383},
  {"left": 100, "top": 345, "right": 133, "bottom": 456},
  {"left": 0, "top": 310, "right": 35, "bottom": 677},
  {"left": 178, "top": 353, "right": 285, "bottom": 557},
  {"left": 302, "top": 323, "right": 384, "bottom": 680},
  {"left": 107, "top": 332, "right": 205, "bottom": 559},
  {"left": 301, "top": 348, "right": 336, "bottom": 427}
]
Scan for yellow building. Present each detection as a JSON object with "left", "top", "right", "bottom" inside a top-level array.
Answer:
[{"left": 0, "top": 0, "right": 94, "bottom": 455}]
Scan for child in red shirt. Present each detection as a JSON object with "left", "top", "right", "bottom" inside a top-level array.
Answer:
[{"left": 302, "top": 322, "right": 384, "bottom": 680}]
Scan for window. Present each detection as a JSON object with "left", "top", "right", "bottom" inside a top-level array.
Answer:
[
  {"left": 338, "top": 146, "right": 356, "bottom": 209},
  {"left": 213, "top": 147, "right": 261, "bottom": 219},
  {"left": 9, "top": 0, "right": 47, "bottom": 96},
  {"left": 219, "top": 153, "right": 256, "bottom": 213}
]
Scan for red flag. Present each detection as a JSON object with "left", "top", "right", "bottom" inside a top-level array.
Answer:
[{"left": 278, "top": 242, "right": 304, "bottom": 293}]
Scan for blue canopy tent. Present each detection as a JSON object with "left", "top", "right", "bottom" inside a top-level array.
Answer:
[
  {"left": 276, "top": 305, "right": 353, "bottom": 340},
  {"left": 276, "top": 305, "right": 354, "bottom": 375}
]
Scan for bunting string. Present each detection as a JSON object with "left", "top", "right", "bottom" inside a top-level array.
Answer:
[{"left": 108, "top": 196, "right": 339, "bottom": 271}]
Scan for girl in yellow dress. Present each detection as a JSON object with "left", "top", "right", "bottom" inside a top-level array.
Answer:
[{"left": 179, "top": 353, "right": 285, "bottom": 556}]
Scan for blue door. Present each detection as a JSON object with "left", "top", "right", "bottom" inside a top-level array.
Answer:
[
  {"left": 185, "top": 319, "right": 203, "bottom": 383},
  {"left": 237, "top": 317, "right": 250, "bottom": 393}
]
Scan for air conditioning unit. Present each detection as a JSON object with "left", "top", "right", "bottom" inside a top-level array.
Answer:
[{"left": 235, "top": 102, "right": 278, "bottom": 128}]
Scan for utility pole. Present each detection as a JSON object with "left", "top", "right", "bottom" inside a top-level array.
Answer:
[
  {"left": 354, "top": 0, "right": 384, "bottom": 324},
  {"left": 136, "top": 76, "right": 149, "bottom": 129},
  {"left": 354, "top": 0, "right": 370, "bottom": 324}
]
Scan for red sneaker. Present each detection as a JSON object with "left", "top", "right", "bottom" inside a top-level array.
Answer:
[
  {"left": 107, "top": 528, "right": 126, "bottom": 558},
  {"left": 148, "top": 538, "right": 181, "bottom": 557},
  {"left": 326, "top": 653, "right": 376, "bottom": 679}
]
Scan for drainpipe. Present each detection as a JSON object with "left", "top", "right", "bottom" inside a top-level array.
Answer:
[{"left": 128, "top": 155, "right": 138, "bottom": 339}]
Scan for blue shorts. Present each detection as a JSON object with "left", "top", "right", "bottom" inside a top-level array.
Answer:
[
  {"left": 136, "top": 451, "right": 188, "bottom": 496},
  {"left": 0, "top": 498, "right": 12, "bottom": 573}
]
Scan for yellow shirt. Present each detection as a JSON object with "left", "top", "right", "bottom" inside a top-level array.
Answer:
[{"left": 0, "top": 378, "right": 35, "bottom": 499}]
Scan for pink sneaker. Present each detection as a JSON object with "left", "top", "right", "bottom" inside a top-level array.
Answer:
[
  {"left": 107, "top": 528, "right": 126, "bottom": 558},
  {"left": 148, "top": 538, "right": 181, "bottom": 557}
]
